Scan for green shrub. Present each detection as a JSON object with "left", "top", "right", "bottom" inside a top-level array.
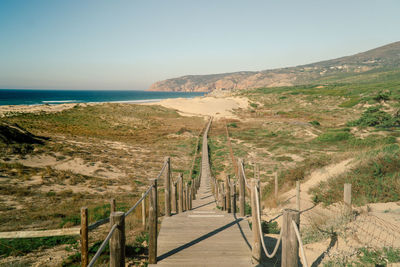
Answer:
[
  {"left": 373, "top": 90, "right": 391, "bottom": 102},
  {"left": 309, "top": 120, "right": 320, "bottom": 126},
  {"left": 249, "top": 103, "right": 258, "bottom": 108},
  {"left": 348, "top": 107, "right": 399, "bottom": 127},
  {"left": 228, "top": 122, "right": 238, "bottom": 128},
  {"left": 261, "top": 221, "right": 280, "bottom": 234},
  {"left": 339, "top": 97, "right": 361, "bottom": 108},
  {"left": 316, "top": 131, "right": 352, "bottom": 143},
  {"left": 0, "top": 236, "right": 77, "bottom": 257}
]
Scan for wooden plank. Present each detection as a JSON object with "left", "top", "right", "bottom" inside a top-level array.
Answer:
[
  {"left": 0, "top": 228, "right": 80, "bottom": 239},
  {"left": 155, "top": 121, "right": 252, "bottom": 266}
]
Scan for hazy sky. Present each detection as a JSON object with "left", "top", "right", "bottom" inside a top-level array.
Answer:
[{"left": 0, "top": 0, "right": 399, "bottom": 90}]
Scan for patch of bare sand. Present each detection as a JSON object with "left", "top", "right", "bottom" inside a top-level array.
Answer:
[
  {"left": 146, "top": 96, "right": 249, "bottom": 118},
  {"left": 11, "top": 155, "right": 124, "bottom": 179},
  {"left": 0, "top": 103, "right": 94, "bottom": 117},
  {"left": 262, "top": 158, "right": 400, "bottom": 265}
]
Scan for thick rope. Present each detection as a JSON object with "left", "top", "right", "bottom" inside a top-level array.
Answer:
[
  {"left": 255, "top": 185, "right": 282, "bottom": 258},
  {"left": 241, "top": 164, "right": 251, "bottom": 189},
  {"left": 125, "top": 186, "right": 152, "bottom": 216},
  {"left": 292, "top": 220, "right": 309, "bottom": 267},
  {"left": 88, "top": 223, "right": 118, "bottom": 267},
  {"left": 156, "top": 160, "right": 168, "bottom": 181}
]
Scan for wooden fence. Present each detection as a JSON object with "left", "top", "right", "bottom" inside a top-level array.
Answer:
[{"left": 214, "top": 157, "right": 355, "bottom": 267}]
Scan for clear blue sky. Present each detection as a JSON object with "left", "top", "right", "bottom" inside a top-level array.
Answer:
[{"left": 0, "top": 0, "right": 399, "bottom": 90}]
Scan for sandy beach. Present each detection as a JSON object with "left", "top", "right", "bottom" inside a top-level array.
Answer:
[{"left": 0, "top": 95, "right": 249, "bottom": 119}]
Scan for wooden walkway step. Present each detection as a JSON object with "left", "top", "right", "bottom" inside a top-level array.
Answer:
[
  {"left": 151, "top": 184, "right": 252, "bottom": 266},
  {"left": 151, "top": 118, "right": 253, "bottom": 266}
]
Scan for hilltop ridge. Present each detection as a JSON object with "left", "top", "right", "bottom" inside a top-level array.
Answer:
[{"left": 149, "top": 41, "right": 400, "bottom": 92}]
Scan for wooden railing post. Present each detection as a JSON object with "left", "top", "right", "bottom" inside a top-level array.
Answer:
[
  {"left": 111, "top": 198, "right": 116, "bottom": 213},
  {"left": 165, "top": 157, "right": 171, "bottom": 217},
  {"left": 274, "top": 173, "right": 278, "bottom": 202},
  {"left": 191, "top": 181, "right": 195, "bottom": 200},
  {"left": 149, "top": 179, "right": 158, "bottom": 264},
  {"left": 141, "top": 193, "right": 146, "bottom": 227},
  {"left": 185, "top": 183, "right": 190, "bottom": 211},
  {"left": 344, "top": 183, "right": 352, "bottom": 213},
  {"left": 178, "top": 174, "right": 183, "bottom": 213},
  {"left": 172, "top": 181, "right": 177, "bottom": 214},
  {"left": 250, "top": 179, "right": 261, "bottom": 264},
  {"left": 225, "top": 175, "right": 231, "bottom": 213},
  {"left": 80, "top": 207, "right": 88, "bottom": 267},
  {"left": 282, "top": 209, "right": 300, "bottom": 267},
  {"left": 231, "top": 183, "right": 236, "bottom": 214},
  {"left": 189, "top": 187, "right": 193, "bottom": 210},
  {"left": 238, "top": 158, "right": 245, "bottom": 217},
  {"left": 183, "top": 184, "right": 187, "bottom": 211},
  {"left": 296, "top": 181, "right": 300, "bottom": 211},
  {"left": 215, "top": 181, "right": 219, "bottom": 203},
  {"left": 222, "top": 183, "right": 226, "bottom": 211},
  {"left": 110, "top": 211, "right": 125, "bottom": 267}
]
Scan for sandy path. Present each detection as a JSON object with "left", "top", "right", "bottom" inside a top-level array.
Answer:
[{"left": 147, "top": 96, "right": 249, "bottom": 118}]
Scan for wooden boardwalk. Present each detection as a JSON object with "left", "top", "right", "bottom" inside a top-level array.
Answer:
[{"left": 150, "top": 120, "right": 253, "bottom": 266}]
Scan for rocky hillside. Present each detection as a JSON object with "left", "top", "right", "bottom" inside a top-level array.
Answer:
[{"left": 149, "top": 41, "right": 400, "bottom": 92}]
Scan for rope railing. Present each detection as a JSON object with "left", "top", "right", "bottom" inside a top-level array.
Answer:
[
  {"left": 254, "top": 184, "right": 282, "bottom": 258},
  {"left": 125, "top": 186, "right": 152, "bottom": 216},
  {"left": 292, "top": 220, "right": 309, "bottom": 267},
  {"left": 87, "top": 223, "right": 118, "bottom": 267},
  {"left": 240, "top": 162, "right": 251, "bottom": 189}
]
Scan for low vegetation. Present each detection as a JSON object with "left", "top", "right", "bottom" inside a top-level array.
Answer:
[
  {"left": 310, "top": 144, "right": 400, "bottom": 206},
  {"left": 0, "top": 103, "right": 204, "bottom": 265}
]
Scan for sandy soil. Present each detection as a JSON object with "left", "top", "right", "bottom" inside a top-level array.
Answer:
[
  {"left": 147, "top": 96, "right": 249, "bottom": 118},
  {"left": 0, "top": 103, "right": 89, "bottom": 117},
  {"left": 0, "top": 96, "right": 249, "bottom": 120},
  {"left": 262, "top": 158, "right": 400, "bottom": 265}
]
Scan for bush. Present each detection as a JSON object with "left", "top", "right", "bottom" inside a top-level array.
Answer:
[
  {"left": 348, "top": 107, "right": 399, "bottom": 128},
  {"left": 261, "top": 221, "right": 280, "bottom": 234},
  {"left": 339, "top": 97, "right": 361, "bottom": 108},
  {"left": 316, "top": 131, "right": 352, "bottom": 143},
  {"left": 0, "top": 236, "right": 77, "bottom": 257},
  {"left": 373, "top": 90, "right": 391, "bottom": 102},
  {"left": 309, "top": 120, "right": 320, "bottom": 126},
  {"left": 249, "top": 102, "right": 258, "bottom": 108}
]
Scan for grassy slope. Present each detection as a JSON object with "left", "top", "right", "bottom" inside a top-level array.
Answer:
[
  {"left": 0, "top": 103, "right": 204, "bottom": 263},
  {"left": 208, "top": 76, "right": 400, "bottom": 206}
]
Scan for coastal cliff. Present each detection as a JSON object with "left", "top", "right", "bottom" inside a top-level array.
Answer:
[{"left": 149, "top": 41, "right": 400, "bottom": 92}]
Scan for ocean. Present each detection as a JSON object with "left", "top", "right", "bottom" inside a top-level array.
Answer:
[{"left": 0, "top": 89, "right": 205, "bottom": 106}]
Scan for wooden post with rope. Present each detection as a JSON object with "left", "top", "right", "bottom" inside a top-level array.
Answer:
[
  {"left": 222, "top": 183, "right": 226, "bottom": 211},
  {"left": 172, "top": 181, "right": 177, "bottom": 214},
  {"left": 274, "top": 173, "right": 278, "bottom": 202},
  {"left": 250, "top": 179, "right": 261, "bottom": 264},
  {"left": 148, "top": 179, "right": 158, "bottom": 264},
  {"left": 231, "top": 183, "right": 236, "bottom": 214},
  {"left": 164, "top": 157, "right": 171, "bottom": 217},
  {"left": 225, "top": 175, "right": 231, "bottom": 213},
  {"left": 238, "top": 158, "right": 245, "bottom": 217},
  {"left": 110, "top": 211, "right": 125, "bottom": 267},
  {"left": 344, "top": 183, "right": 352, "bottom": 213},
  {"left": 111, "top": 198, "right": 116, "bottom": 213},
  {"left": 80, "top": 207, "right": 88, "bottom": 267},
  {"left": 178, "top": 174, "right": 183, "bottom": 213},
  {"left": 141, "top": 193, "right": 146, "bottom": 227},
  {"left": 282, "top": 209, "right": 300, "bottom": 267},
  {"left": 296, "top": 181, "right": 300, "bottom": 211}
]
